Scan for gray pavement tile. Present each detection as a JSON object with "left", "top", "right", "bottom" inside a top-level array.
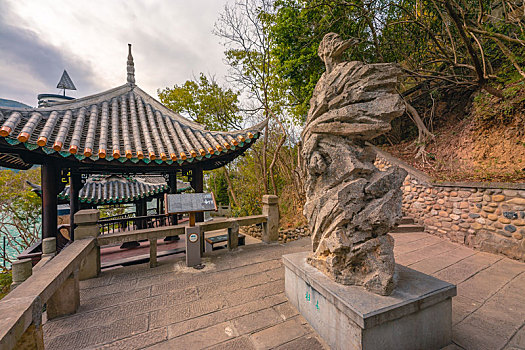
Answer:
[
  {"left": 457, "top": 259, "right": 525, "bottom": 303},
  {"left": 147, "top": 321, "right": 239, "bottom": 350},
  {"left": 207, "top": 336, "right": 257, "bottom": 350},
  {"left": 507, "top": 325, "right": 525, "bottom": 349},
  {"left": 45, "top": 314, "right": 149, "bottom": 350},
  {"left": 94, "top": 327, "right": 167, "bottom": 350},
  {"left": 78, "top": 286, "right": 151, "bottom": 313},
  {"left": 433, "top": 252, "right": 502, "bottom": 285},
  {"left": 223, "top": 279, "right": 284, "bottom": 307},
  {"left": 80, "top": 278, "right": 138, "bottom": 301},
  {"left": 166, "top": 294, "right": 287, "bottom": 339},
  {"left": 150, "top": 295, "right": 229, "bottom": 328},
  {"left": 394, "top": 236, "right": 444, "bottom": 255},
  {"left": 232, "top": 308, "right": 283, "bottom": 334},
  {"left": 274, "top": 334, "right": 327, "bottom": 350},
  {"left": 454, "top": 300, "right": 523, "bottom": 350},
  {"left": 46, "top": 286, "right": 200, "bottom": 337},
  {"left": 149, "top": 259, "right": 281, "bottom": 296},
  {"left": 395, "top": 240, "right": 457, "bottom": 266},
  {"left": 440, "top": 343, "right": 466, "bottom": 350},
  {"left": 265, "top": 266, "right": 285, "bottom": 281},
  {"left": 250, "top": 317, "right": 308, "bottom": 350},
  {"left": 391, "top": 232, "right": 429, "bottom": 245},
  {"left": 273, "top": 302, "right": 300, "bottom": 321},
  {"left": 197, "top": 269, "right": 276, "bottom": 299},
  {"left": 409, "top": 247, "right": 476, "bottom": 275},
  {"left": 452, "top": 295, "right": 482, "bottom": 326}
]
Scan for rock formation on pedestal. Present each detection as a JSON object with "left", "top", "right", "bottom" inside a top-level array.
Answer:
[{"left": 301, "top": 33, "right": 408, "bottom": 296}]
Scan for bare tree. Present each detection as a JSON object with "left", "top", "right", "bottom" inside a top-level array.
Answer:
[{"left": 215, "top": 0, "right": 291, "bottom": 196}]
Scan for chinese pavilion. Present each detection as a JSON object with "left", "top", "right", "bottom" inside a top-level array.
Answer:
[{"left": 0, "top": 44, "right": 265, "bottom": 243}]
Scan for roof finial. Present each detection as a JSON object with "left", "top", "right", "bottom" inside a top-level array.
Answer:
[
  {"left": 56, "top": 70, "right": 77, "bottom": 96},
  {"left": 127, "top": 44, "right": 135, "bottom": 84}
]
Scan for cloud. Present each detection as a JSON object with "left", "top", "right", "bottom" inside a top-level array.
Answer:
[
  {"left": 0, "top": 2, "right": 104, "bottom": 106},
  {"left": 0, "top": 0, "right": 230, "bottom": 107}
]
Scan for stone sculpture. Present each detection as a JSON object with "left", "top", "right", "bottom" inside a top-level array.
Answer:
[{"left": 301, "top": 33, "right": 408, "bottom": 295}]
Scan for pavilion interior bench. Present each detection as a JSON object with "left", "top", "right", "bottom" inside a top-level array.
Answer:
[{"left": 205, "top": 234, "right": 245, "bottom": 252}]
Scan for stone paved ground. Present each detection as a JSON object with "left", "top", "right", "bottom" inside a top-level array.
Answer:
[{"left": 43, "top": 231, "right": 525, "bottom": 350}]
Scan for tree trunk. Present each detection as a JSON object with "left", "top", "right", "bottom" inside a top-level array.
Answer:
[
  {"left": 405, "top": 101, "right": 434, "bottom": 143},
  {"left": 269, "top": 133, "right": 286, "bottom": 195},
  {"left": 223, "top": 166, "right": 240, "bottom": 208}
]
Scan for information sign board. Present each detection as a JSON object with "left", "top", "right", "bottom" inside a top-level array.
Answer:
[{"left": 165, "top": 192, "right": 217, "bottom": 214}]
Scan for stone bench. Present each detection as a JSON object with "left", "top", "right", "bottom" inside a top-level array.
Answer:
[{"left": 205, "top": 234, "right": 245, "bottom": 252}]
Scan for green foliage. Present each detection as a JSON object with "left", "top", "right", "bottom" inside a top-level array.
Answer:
[
  {"left": 0, "top": 271, "right": 11, "bottom": 300},
  {"left": 228, "top": 150, "right": 265, "bottom": 217},
  {"left": 271, "top": 0, "right": 381, "bottom": 122},
  {"left": 206, "top": 170, "right": 230, "bottom": 205},
  {"left": 0, "top": 168, "right": 41, "bottom": 263},
  {"left": 158, "top": 73, "right": 242, "bottom": 131},
  {"left": 98, "top": 205, "right": 128, "bottom": 219},
  {"left": 270, "top": 0, "right": 525, "bottom": 122},
  {"left": 473, "top": 80, "right": 525, "bottom": 125}
]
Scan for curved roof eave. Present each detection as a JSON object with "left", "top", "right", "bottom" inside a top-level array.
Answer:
[{"left": 0, "top": 84, "right": 266, "bottom": 169}]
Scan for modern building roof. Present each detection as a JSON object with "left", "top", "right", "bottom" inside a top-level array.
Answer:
[
  {"left": 28, "top": 175, "right": 192, "bottom": 205},
  {"left": 0, "top": 45, "right": 265, "bottom": 172}
]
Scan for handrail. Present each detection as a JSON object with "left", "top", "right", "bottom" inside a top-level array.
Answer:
[
  {"left": 99, "top": 211, "right": 136, "bottom": 222},
  {"left": 96, "top": 215, "right": 268, "bottom": 247},
  {"left": 99, "top": 208, "right": 159, "bottom": 222},
  {"left": 0, "top": 238, "right": 95, "bottom": 350},
  {"left": 98, "top": 213, "right": 173, "bottom": 236},
  {"left": 98, "top": 213, "right": 167, "bottom": 224}
]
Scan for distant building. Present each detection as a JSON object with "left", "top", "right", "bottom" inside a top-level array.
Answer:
[{"left": 0, "top": 98, "right": 31, "bottom": 109}]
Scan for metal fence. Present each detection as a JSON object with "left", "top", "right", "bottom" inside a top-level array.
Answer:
[{"left": 98, "top": 213, "right": 176, "bottom": 235}]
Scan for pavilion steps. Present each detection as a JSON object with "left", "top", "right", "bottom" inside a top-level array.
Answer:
[
  {"left": 101, "top": 247, "right": 185, "bottom": 269},
  {"left": 391, "top": 216, "right": 425, "bottom": 233}
]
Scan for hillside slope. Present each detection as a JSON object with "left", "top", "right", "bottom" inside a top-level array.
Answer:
[{"left": 384, "top": 82, "right": 525, "bottom": 183}]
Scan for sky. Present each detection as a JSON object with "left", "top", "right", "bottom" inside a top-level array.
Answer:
[{"left": 0, "top": 0, "right": 230, "bottom": 107}]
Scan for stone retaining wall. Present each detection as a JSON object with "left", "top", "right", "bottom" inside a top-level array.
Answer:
[
  {"left": 240, "top": 224, "right": 310, "bottom": 243},
  {"left": 374, "top": 151, "right": 525, "bottom": 262}
]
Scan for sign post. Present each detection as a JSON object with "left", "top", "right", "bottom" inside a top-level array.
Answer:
[{"left": 165, "top": 193, "right": 217, "bottom": 267}]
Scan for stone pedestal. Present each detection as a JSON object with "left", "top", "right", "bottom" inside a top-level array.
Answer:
[{"left": 283, "top": 252, "right": 456, "bottom": 350}]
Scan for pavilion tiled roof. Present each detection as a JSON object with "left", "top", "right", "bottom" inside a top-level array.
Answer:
[
  {"left": 28, "top": 175, "right": 192, "bottom": 205},
  {"left": 0, "top": 83, "right": 264, "bottom": 168}
]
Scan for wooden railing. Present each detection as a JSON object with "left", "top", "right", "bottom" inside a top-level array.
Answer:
[{"left": 97, "top": 214, "right": 269, "bottom": 267}]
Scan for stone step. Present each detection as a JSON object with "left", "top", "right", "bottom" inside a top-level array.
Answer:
[
  {"left": 391, "top": 224, "right": 425, "bottom": 233},
  {"left": 400, "top": 217, "right": 415, "bottom": 225}
]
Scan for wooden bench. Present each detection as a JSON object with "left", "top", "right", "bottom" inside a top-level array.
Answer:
[{"left": 205, "top": 234, "right": 245, "bottom": 252}]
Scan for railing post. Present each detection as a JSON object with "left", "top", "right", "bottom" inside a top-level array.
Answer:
[
  {"left": 10, "top": 259, "right": 32, "bottom": 291},
  {"left": 228, "top": 221, "right": 240, "bottom": 250},
  {"left": 41, "top": 237, "right": 56, "bottom": 257},
  {"left": 74, "top": 209, "right": 100, "bottom": 280},
  {"left": 46, "top": 268, "right": 80, "bottom": 320},
  {"left": 149, "top": 239, "right": 158, "bottom": 268},
  {"left": 262, "top": 195, "right": 279, "bottom": 243}
]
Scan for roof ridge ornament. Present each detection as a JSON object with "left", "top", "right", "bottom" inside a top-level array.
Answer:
[
  {"left": 56, "top": 70, "right": 77, "bottom": 96},
  {"left": 127, "top": 44, "right": 135, "bottom": 85}
]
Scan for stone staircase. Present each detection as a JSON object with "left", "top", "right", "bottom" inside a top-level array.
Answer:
[{"left": 392, "top": 216, "right": 425, "bottom": 233}]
